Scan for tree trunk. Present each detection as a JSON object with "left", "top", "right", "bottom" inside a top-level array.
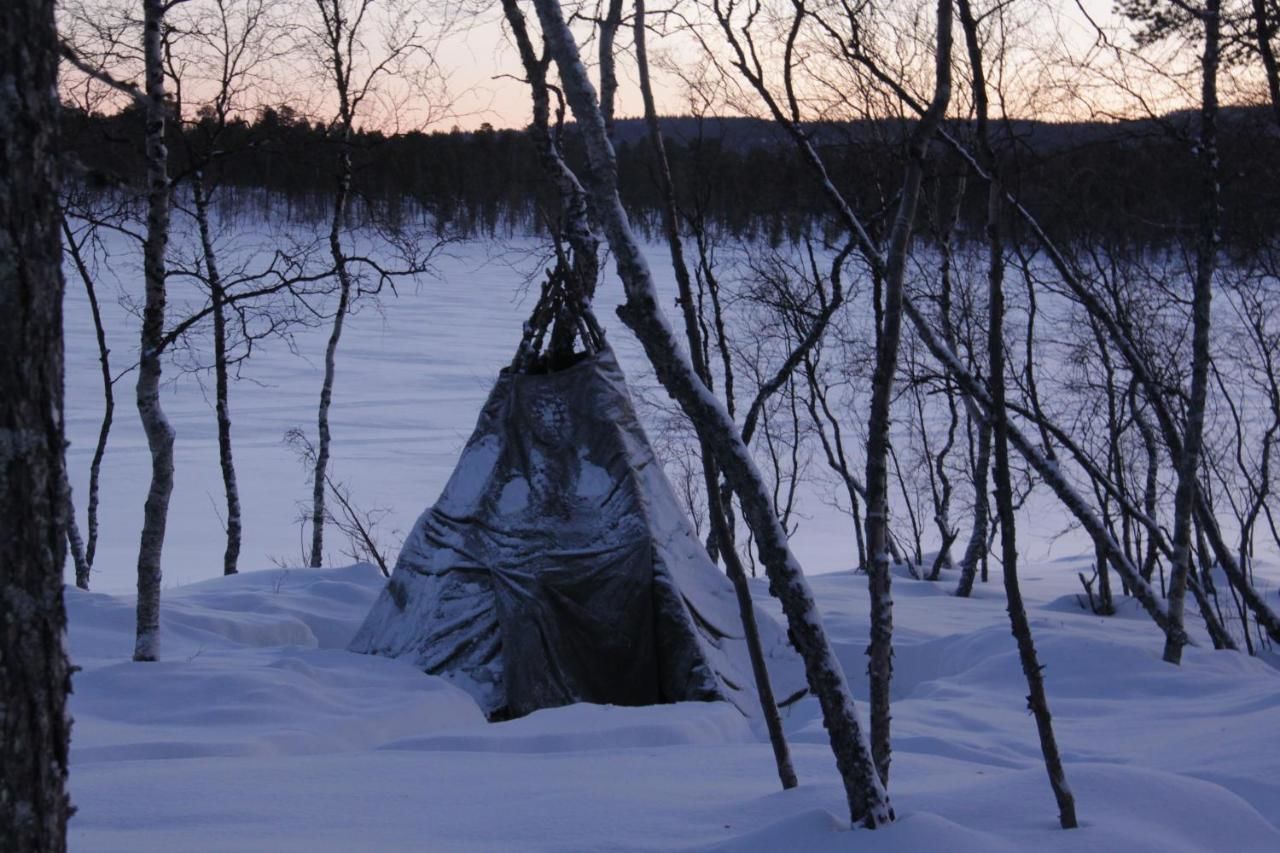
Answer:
[
  {"left": 0, "top": 0, "right": 74, "bottom": 843},
  {"left": 531, "top": 0, "right": 891, "bottom": 827},
  {"left": 1165, "top": 0, "right": 1219, "bottom": 665},
  {"left": 862, "top": 0, "right": 953, "bottom": 784},
  {"left": 980, "top": 123, "right": 1079, "bottom": 833},
  {"left": 134, "top": 0, "right": 175, "bottom": 662},
  {"left": 310, "top": 136, "right": 353, "bottom": 569},
  {"left": 955, "top": 421, "right": 991, "bottom": 597},
  {"left": 65, "top": 473, "right": 90, "bottom": 589},
  {"left": 955, "top": 0, "right": 1076, "bottom": 826},
  {"left": 1252, "top": 0, "right": 1280, "bottom": 127},
  {"left": 193, "top": 175, "right": 241, "bottom": 576},
  {"left": 713, "top": 490, "right": 799, "bottom": 790},
  {"left": 62, "top": 214, "right": 113, "bottom": 576},
  {"left": 633, "top": 0, "right": 796, "bottom": 790}
]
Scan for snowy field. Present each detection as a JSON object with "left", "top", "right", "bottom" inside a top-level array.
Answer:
[{"left": 61, "top": 234, "right": 1280, "bottom": 850}]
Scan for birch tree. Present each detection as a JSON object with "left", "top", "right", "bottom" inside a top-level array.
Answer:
[
  {"left": 0, "top": 0, "right": 74, "bottom": 844},
  {"left": 166, "top": 0, "right": 284, "bottom": 576},
  {"left": 59, "top": 0, "right": 180, "bottom": 659},
  {"left": 133, "top": 0, "right": 176, "bottom": 662},
  {"left": 526, "top": 0, "right": 893, "bottom": 828},
  {"left": 61, "top": 212, "right": 114, "bottom": 590},
  {"left": 302, "top": 0, "right": 444, "bottom": 568},
  {"left": 956, "top": 0, "right": 1076, "bottom": 826},
  {"left": 705, "top": 0, "right": 954, "bottom": 788}
]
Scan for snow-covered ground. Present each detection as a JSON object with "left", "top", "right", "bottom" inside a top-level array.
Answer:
[
  {"left": 62, "top": 232, "right": 1280, "bottom": 850},
  {"left": 67, "top": 561, "right": 1280, "bottom": 851}
]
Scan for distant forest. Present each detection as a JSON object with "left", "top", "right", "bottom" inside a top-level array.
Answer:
[{"left": 62, "top": 103, "right": 1280, "bottom": 250}]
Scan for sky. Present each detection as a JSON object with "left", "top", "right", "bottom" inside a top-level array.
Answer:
[
  {"left": 61, "top": 0, "right": 1220, "bottom": 134},
  {"left": 426, "top": 0, "right": 1131, "bottom": 132}
]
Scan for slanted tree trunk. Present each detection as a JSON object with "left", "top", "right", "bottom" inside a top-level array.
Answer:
[
  {"left": 1164, "top": 0, "right": 1219, "bottom": 665},
  {"left": 530, "top": 0, "right": 891, "bottom": 828},
  {"left": 0, "top": 0, "right": 75, "bottom": 843},
  {"left": 134, "top": 0, "right": 175, "bottom": 662},
  {"left": 633, "top": 0, "right": 796, "bottom": 790},
  {"left": 987, "top": 232, "right": 1078, "bottom": 827},
  {"left": 193, "top": 175, "right": 241, "bottom": 575}
]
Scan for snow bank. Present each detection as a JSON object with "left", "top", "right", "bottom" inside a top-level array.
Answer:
[
  {"left": 69, "top": 565, "right": 485, "bottom": 766},
  {"left": 66, "top": 564, "right": 1280, "bottom": 852}
]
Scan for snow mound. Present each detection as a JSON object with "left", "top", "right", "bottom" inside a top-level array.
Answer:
[
  {"left": 691, "top": 765, "right": 1280, "bottom": 853},
  {"left": 69, "top": 566, "right": 486, "bottom": 765}
]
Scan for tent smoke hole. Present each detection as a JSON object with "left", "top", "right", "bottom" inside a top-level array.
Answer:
[{"left": 349, "top": 267, "right": 803, "bottom": 720}]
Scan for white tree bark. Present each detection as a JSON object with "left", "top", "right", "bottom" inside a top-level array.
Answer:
[
  {"left": 633, "top": 0, "right": 796, "bottom": 790},
  {"left": 133, "top": 0, "right": 175, "bottom": 662}
]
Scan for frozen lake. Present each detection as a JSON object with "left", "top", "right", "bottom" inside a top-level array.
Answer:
[{"left": 64, "top": 227, "right": 1098, "bottom": 592}]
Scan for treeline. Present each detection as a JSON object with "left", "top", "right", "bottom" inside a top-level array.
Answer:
[{"left": 61, "top": 103, "right": 1280, "bottom": 249}]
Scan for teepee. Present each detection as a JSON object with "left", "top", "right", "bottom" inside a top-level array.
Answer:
[{"left": 348, "top": 268, "right": 804, "bottom": 720}]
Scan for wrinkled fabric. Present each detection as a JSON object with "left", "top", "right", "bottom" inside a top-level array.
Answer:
[{"left": 349, "top": 348, "right": 804, "bottom": 718}]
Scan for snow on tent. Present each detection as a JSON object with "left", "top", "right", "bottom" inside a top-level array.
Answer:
[{"left": 349, "top": 265, "right": 805, "bottom": 720}]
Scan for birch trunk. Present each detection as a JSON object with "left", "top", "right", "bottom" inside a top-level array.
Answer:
[
  {"left": 194, "top": 175, "right": 241, "bottom": 576},
  {"left": 65, "top": 475, "right": 90, "bottom": 589},
  {"left": 862, "top": 0, "right": 952, "bottom": 785},
  {"left": 530, "top": 0, "right": 891, "bottom": 827},
  {"left": 952, "top": 4, "right": 1076, "bottom": 826},
  {"left": 310, "top": 124, "right": 354, "bottom": 569},
  {"left": 133, "top": 0, "right": 175, "bottom": 662},
  {"left": 1165, "top": 0, "right": 1219, "bottom": 665},
  {"left": 0, "top": 0, "right": 74, "bottom": 842},
  {"left": 955, "top": 421, "right": 990, "bottom": 597},
  {"left": 989, "top": 304, "right": 1078, "bottom": 827},
  {"left": 62, "top": 215, "right": 113, "bottom": 575},
  {"left": 634, "top": 0, "right": 795, "bottom": 790}
]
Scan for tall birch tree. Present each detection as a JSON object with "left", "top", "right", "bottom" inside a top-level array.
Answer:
[
  {"left": 526, "top": 0, "right": 893, "bottom": 828},
  {"left": 0, "top": 0, "right": 74, "bottom": 844}
]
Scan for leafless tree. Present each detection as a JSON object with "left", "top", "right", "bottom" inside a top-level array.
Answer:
[
  {"left": 60, "top": 211, "right": 115, "bottom": 589},
  {"left": 0, "top": 0, "right": 74, "bottom": 844},
  {"left": 301, "top": 0, "right": 446, "bottom": 568},
  {"left": 287, "top": 428, "right": 392, "bottom": 575},
  {"left": 527, "top": 0, "right": 893, "bottom": 828},
  {"left": 631, "top": 0, "right": 798, "bottom": 789},
  {"left": 705, "top": 0, "right": 955, "bottom": 789},
  {"left": 164, "top": 0, "right": 286, "bottom": 576},
  {"left": 956, "top": 0, "right": 1076, "bottom": 826}
]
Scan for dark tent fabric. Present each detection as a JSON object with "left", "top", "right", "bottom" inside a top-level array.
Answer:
[{"left": 349, "top": 347, "right": 805, "bottom": 718}]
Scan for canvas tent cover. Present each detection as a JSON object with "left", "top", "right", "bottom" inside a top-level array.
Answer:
[{"left": 349, "top": 347, "right": 805, "bottom": 719}]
